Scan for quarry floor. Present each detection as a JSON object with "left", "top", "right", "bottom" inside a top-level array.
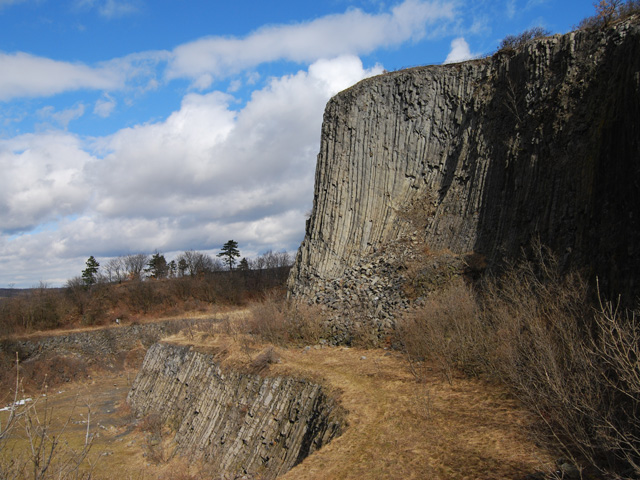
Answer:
[{"left": 2, "top": 314, "right": 559, "bottom": 479}]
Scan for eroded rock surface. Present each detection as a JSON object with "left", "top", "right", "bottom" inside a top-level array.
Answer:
[
  {"left": 127, "top": 343, "right": 343, "bottom": 479},
  {"left": 289, "top": 20, "right": 640, "bottom": 310}
]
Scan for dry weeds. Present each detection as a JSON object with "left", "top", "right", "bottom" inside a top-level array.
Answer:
[{"left": 168, "top": 331, "right": 556, "bottom": 480}]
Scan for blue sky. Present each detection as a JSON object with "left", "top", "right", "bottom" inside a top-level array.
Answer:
[{"left": 0, "top": 0, "right": 595, "bottom": 287}]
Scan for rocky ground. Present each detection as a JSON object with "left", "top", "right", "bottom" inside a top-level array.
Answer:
[{"left": 303, "top": 237, "right": 473, "bottom": 345}]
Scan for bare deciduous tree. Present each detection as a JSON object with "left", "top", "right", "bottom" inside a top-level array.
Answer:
[
  {"left": 176, "top": 250, "right": 217, "bottom": 276},
  {"left": 123, "top": 254, "right": 149, "bottom": 281}
]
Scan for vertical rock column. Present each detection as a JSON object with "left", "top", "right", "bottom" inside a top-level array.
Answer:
[{"left": 127, "top": 343, "right": 344, "bottom": 479}]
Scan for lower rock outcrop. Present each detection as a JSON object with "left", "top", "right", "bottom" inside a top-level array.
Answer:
[{"left": 127, "top": 343, "right": 344, "bottom": 479}]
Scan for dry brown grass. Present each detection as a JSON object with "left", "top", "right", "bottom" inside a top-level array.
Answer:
[
  {"left": 398, "top": 278, "right": 485, "bottom": 383},
  {"left": 12, "top": 278, "right": 622, "bottom": 480},
  {"left": 397, "top": 244, "right": 640, "bottom": 479},
  {"left": 0, "top": 371, "right": 135, "bottom": 479},
  {"left": 244, "top": 293, "right": 328, "bottom": 346},
  {"left": 1, "top": 303, "right": 557, "bottom": 480},
  {"left": 0, "top": 367, "right": 218, "bottom": 480},
  {"left": 167, "top": 330, "right": 556, "bottom": 480}
]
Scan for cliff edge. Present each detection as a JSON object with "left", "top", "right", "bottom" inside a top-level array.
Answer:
[{"left": 288, "top": 19, "right": 640, "bottom": 310}]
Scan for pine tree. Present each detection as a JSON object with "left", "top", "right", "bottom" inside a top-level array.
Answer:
[
  {"left": 217, "top": 240, "right": 241, "bottom": 271},
  {"left": 145, "top": 252, "right": 168, "bottom": 279},
  {"left": 168, "top": 260, "right": 177, "bottom": 278},
  {"left": 177, "top": 258, "right": 188, "bottom": 277},
  {"left": 82, "top": 256, "right": 100, "bottom": 286}
]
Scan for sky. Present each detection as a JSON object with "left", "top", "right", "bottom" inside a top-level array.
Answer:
[{"left": 0, "top": 0, "right": 595, "bottom": 288}]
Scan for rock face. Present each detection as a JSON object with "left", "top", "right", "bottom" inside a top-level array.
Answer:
[
  {"left": 289, "top": 20, "right": 640, "bottom": 306},
  {"left": 1, "top": 318, "right": 205, "bottom": 362},
  {"left": 127, "top": 343, "right": 343, "bottom": 479}
]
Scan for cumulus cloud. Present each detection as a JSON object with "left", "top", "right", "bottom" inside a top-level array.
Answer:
[
  {"left": 0, "top": 56, "right": 382, "bottom": 286},
  {"left": 0, "top": 1, "right": 449, "bottom": 102},
  {"left": 0, "top": 132, "right": 93, "bottom": 234},
  {"left": 0, "top": 52, "right": 123, "bottom": 101},
  {"left": 166, "top": 0, "right": 454, "bottom": 87},
  {"left": 443, "top": 37, "right": 476, "bottom": 63},
  {"left": 0, "top": 48, "right": 168, "bottom": 102}
]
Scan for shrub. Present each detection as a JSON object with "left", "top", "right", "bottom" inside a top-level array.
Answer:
[
  {"left": 249, "top": 347, "right": 280, "bottom": 374},
  {"left": 498, "top": 26, "right": 551, "bottom": 52},
  {"left": 483, "top": 259, "right": 640, "bottom": 477},
  {"left": 578, "top": 0, "right": 640, "bottom": 29},
  {"left": 396, "top": 278, "right": 485, "bottom": 383},
  {"left": 246, "top": 293, "right": 327, "bottom": 346},
  {"left": 398, "top": 244, "right": 640, "bottom": 478}
]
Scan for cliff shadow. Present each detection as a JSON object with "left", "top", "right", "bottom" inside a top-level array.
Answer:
[{"left": 473, "top": 27, "right": 640, "bottom": 304}]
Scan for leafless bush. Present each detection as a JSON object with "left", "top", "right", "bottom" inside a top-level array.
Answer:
[
  {"left": 249, "top": 347, "right": 280, "bottom": 374},
  {"left": 125, "top": 280, "right": 158, "bottom": 314},
  {"left": 584, "top": 289, "right": 640, "bottom": 477},
  {"left": 139, "top": 412, "right": 166, "bottom": 464},
  {"left": 0, "top": 355, "right": 96, "bottom": 479},
  {"left": 398, "top": 243, "right": 640, "bottom": 477},
  {"left": 396, "top": 278, "right": 484, "bottom": 383},
  {"left": 116, "top": 400, "right": 136, "bottom": 425},
  {"left": 479, "top": 248, "right": 639, "bottom": 478},
  {"left": 498, "top": 26, "right": 551, "bottom": 52},
  {"left": 578, "top": 0, "right": 640, "bottom": 29},
  {"left": 20, "top": 355, "right": 89, "bottom": 391},
  {"left": 0, "top": 285, "right": 66, "bottom": 333},
  {"left": 246, "top": 293, "right": 327, "bottom": 346},
  {"left": 478, "top": 253, "right": 599, "bottom": 471},
  {"left": 139, "top": 412, "right": 163, "bottom": 437}
]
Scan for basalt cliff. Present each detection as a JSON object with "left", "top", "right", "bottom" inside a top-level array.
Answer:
[
  {"left": 288, "top": 20, "right": 640, "bottom": 317},
  {"left": 127, "top": 343, "right": 344, "bottom": 479}
]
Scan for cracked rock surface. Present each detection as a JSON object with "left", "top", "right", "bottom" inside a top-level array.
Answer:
[
  {"left": 127, "top": 343, "right": 343, "bottom": 479},
  {"left": 289, "top": 20, "right": 640, "bottom": 310}
]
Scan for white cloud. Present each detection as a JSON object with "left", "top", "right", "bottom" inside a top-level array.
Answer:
[
  {"left": 0, "top": 52, "right": 123, "bottom": 101},
  {"left": 0, "top": 56, "right": 381, "bottom": 287},
  {"left": 75, "top": 0, "right": 140, "bottom": 18},
  {"left": 0, "top": 2, "right": 447, "bottom": 103},
  {"left": 0, "top": 48, "right": 167, "bottom": 102},
  {"left": 37, "top": 103, "right": 86, "bottom": 129},
  {"left": 443, "top": 37, "right": 476, "bottom": 63},
  {"left": 0, "top": 132, "right": 93, "bottom": 234},
  {"left": 166, "top": 0, "right": 454, "bottom": 86},
  {"left": 94, "top": 95, "right": 116, "bottom": 117},
  {"left": 99, "top": 0, "right": 139, "bottom": 18}
]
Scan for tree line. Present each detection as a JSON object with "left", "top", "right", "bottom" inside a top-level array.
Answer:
[
  {"left": 75, "top": 240, "right": 293, "bottom": 287},
  {"left": 0, "top": 242, "right": 295, "bottom": 335}
]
